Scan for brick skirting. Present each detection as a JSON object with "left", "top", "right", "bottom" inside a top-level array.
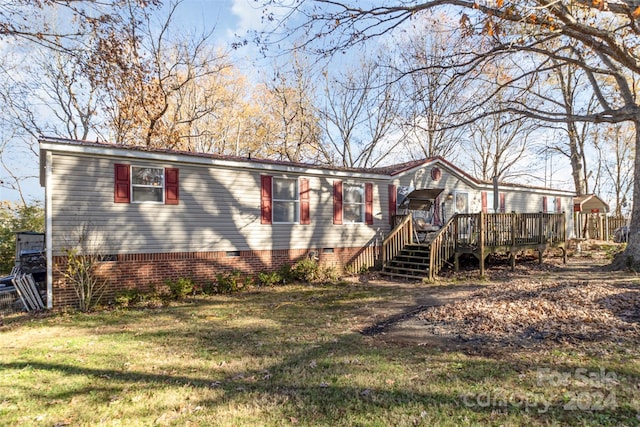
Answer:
[{"left": 50, "top": 246, "right": 376, "bottom": 308}]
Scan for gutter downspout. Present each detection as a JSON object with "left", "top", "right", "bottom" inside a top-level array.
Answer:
[{"left": 45, "top": 151, "right": 53, "bottom": 309}]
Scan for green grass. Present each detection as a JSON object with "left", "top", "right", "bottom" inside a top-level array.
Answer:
[{"left": 0, "top": 282, "right": 638, "bottom": 426}]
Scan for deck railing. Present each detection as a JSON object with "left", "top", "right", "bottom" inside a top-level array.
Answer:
[
  {"left": 455, "top": 212, "right": 566, "bottom": 248},
  {"left": 377, "top": 212, "right": 566, "bottom": 279},
  {"left": 381, "top": 214, "right": 413, "bottom": 266},
  {"left": 427, "top": 216, "right": 456, "bottom": 280}
]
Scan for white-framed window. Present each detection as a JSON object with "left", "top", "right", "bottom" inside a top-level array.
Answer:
[
  {"left": 131, "top": 166, "right": 164, "bottom": 203},
  {"left": 343, "top": 183, "right": 365, "bottom": 223},
  {"left": 273, "top": 177, "right": 299, "bottom": 223}
]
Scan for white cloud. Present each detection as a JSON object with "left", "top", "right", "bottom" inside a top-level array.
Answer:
[{"left": 230, "top": 0, "right": 266, "bottom": 37}]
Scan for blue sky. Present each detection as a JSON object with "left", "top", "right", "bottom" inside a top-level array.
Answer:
[
  {"left": 0, "top": 0, "right": 578, "bottom": 204},
  {"left": 0, "top": 0, "right": 271, "bottom": 204},
  {"left": 171, "top": 0, "right": 260, "bottom": 40}
]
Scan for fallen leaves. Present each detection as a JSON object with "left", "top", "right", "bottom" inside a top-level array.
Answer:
[{"left": 417, "top": 278, "right": 640, "bottom": 346}]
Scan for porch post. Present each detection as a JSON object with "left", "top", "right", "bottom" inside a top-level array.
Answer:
[
  {"left": 538, "top": 213, "right": 544, "bottom": 244},
  {"left": 479, "top": 212, "right": 485, "bottom": 277}
]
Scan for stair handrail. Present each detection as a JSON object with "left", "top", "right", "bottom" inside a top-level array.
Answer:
[
  {"left": 382, "top": 214, "right": 413, "bottom": 266},
  {"left": 427, "top": 215, "right": 457, "bottom": 281}
]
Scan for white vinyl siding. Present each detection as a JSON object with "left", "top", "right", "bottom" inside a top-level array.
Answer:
[
  {"left": 47, "top": 153, "right": 388, "bottom": 255},
  {"left": 391, "top": 163, "right": 574, "bottom": 236}
]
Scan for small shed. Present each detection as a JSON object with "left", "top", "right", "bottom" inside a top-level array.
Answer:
[{"left": 573, "top": 194, "right": 610, "bottom": 240}]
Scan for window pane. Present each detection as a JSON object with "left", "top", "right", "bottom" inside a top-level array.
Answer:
[
  {"left": 487, "top": 193, "right": 495, "bottom": 213},
  {"left": 132, "top": 167, "right": 163, "bottom": 186},
  {"left": 273, "top": 178, "right": 297, "bottom": 200},
  {"left": 343, "top": 184, "right": 363, "bottom": 203},
  {"left": 344, "top": 204, "right": 363, "bottom": 223},
  {"left": 132, "top": 187, "right": 163, "bottom": 202},
  {"left": 273, "top": 201, "right": 299, "bottom": 223}
]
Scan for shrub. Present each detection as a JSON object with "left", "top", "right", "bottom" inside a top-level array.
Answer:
[
  {"left": 165, "top": 277, "right": 194, "bottom": 300},
  {"left": 114, "top": 288, "right": 167, "bottom": 308},
  {"left": 202, "top": 281, "right": 217, "bottom": 295},
  {"left": 344, "top": 265, "right": 357, "bottom": 276},
  {"left": 292, "top": 258, "right": 320, "bottom": 283},
  {"left": 243, "top": 275, "right": 255, "bottom": 288},
  {"left": 319, "top": 265, "right": 340, "bottom": 283},
  {"left": 114, "top": 289, "right": 142, "bottom": 307},
  {"left": 257, "top": 271, "right": 282, "bottom": 287},
  {"left": 61, "top": 248, "right": 108, "bottom": 312},
  {"left": 277, "top": 264, "right": 294, "bottom": 284},
  {"left": 216, "top": 271, "right": 243, "bottom": 293}
]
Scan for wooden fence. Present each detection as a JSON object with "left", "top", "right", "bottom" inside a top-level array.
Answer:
[{"left": 575, "top": 214, "right": 629, "bottom": 240}]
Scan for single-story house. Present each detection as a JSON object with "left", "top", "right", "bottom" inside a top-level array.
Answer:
[{"left": 39, "top": 137, "right": 576, "bottom": 308}]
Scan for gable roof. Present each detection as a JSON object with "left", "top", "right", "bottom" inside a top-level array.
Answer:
[
  {"left": 573, "top": 194, "right": 609, "bottom": 213},
  {"left": 382, "top": 155, "right": 575, "bottom": 195}
]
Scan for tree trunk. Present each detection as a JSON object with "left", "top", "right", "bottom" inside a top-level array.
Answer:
[
  {"left": 567, "top": 124, "right": 586, "bottom": 195},
  {"left": 615, "top": 118, "right": 640, "bottom": 269}
]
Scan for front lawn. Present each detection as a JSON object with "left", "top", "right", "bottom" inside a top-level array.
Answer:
[{"left": 0, "top": 272, "right": 638, "bottom": 426}]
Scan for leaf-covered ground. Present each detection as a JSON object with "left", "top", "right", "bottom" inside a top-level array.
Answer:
[
  {"left": 374, "top": 243, "right": 640, "bottom": 352},
  {"left": 417, "top": 278, "right": 639, "bottom": 346}
]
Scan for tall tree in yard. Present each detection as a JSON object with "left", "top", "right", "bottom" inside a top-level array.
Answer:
[
  {"left": 467, "top": 102, "right": 537, "bottom": 182},
  {"left": 90, "top": 1, "right": 230, "bottom": 149},
  {"left": 261, "top": 55, "right": 326, "bottom": 163},
  {"left": 395, "top": 16, "right": 475, "bottom": 160},
  {"left": 0, "top": 0, "right": 160, "bottom": 49},
  {"left": 0, "top": 0, "right": 160, "bottom": 200},
  {"left": 594, "top": 123, "right": 635, "bottom": 217},
  {"left": 258, "top": 0, "right": 640, "bottom": 269},
  {"left": 320, "top": 52, "right": 401, "bottom": 168}
]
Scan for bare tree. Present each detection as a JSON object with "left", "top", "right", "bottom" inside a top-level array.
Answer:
[
  {"left": 595, "top": 123, "right": 635, "bottom": 217},
  {"left": 91, "top": 1, "right": 231, "bottom": 149},
  {"left": 395, "top": 16, "right": 475, "bottom": 160},
  {"left": 0, "top": 0, "right": 159, "bottom": 51},
  {"left": 258, "top": 0, "right": 640, "bottom": 268},
  {"left": 59, "top": 223, "right": 110, "bottom": 312},
  {"left": 261, "top": 53, "right": 326, "bottom": 163},
  {"left": 320, "top": 52, "right": 400, "bottom": 167},
  {"left": 467, "top": 106, "right": 537, "bottom": 182}
]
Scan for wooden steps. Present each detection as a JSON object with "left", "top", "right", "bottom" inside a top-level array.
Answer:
[{"left": 380, "top": 243, "right": 431, "bottom": 280}]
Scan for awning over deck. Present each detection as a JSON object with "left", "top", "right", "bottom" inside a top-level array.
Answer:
[{"left": 401, "top": 188, "right": 444, "bottom": 210}]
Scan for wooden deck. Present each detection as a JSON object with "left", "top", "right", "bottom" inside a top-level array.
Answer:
[
  {"left": 375, "top": 212, "right": 566, "bottom": 280},
  {"left": 453, "top": 213, "right": 566, "bottom": 276}
]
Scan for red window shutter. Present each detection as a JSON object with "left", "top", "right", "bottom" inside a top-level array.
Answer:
[
  {"left": 165, "top": 168, "right": 179, "bottom": 205},
  {"left": 365, "top": 182, "right": 374, "bottom": 225},
  {"left": 388, "top": 184, "right": 397, "bottom": 225},
  {"left": 542, "top": 196, "right": 548, "bottom": 213},
  {"left": 114, "top": 163, "right": 130, "bottom": 203},
  {"left": 333, "top": 180, "right": 343, "bottom": 225},
  {"left": 300, "top": 178, "right": 310, "bottom": 225},
  {"left": 481, "top": 191, "right": 488, "bottom": 213},
  {"left": 499, "top": 192, "right": 506, "bottom": 213},
  {"left": 556, "top": 197, "right": 561, "bottom": 212},
  {"left": 261, "top": 175, "right": 272, "bottom": 224}
]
